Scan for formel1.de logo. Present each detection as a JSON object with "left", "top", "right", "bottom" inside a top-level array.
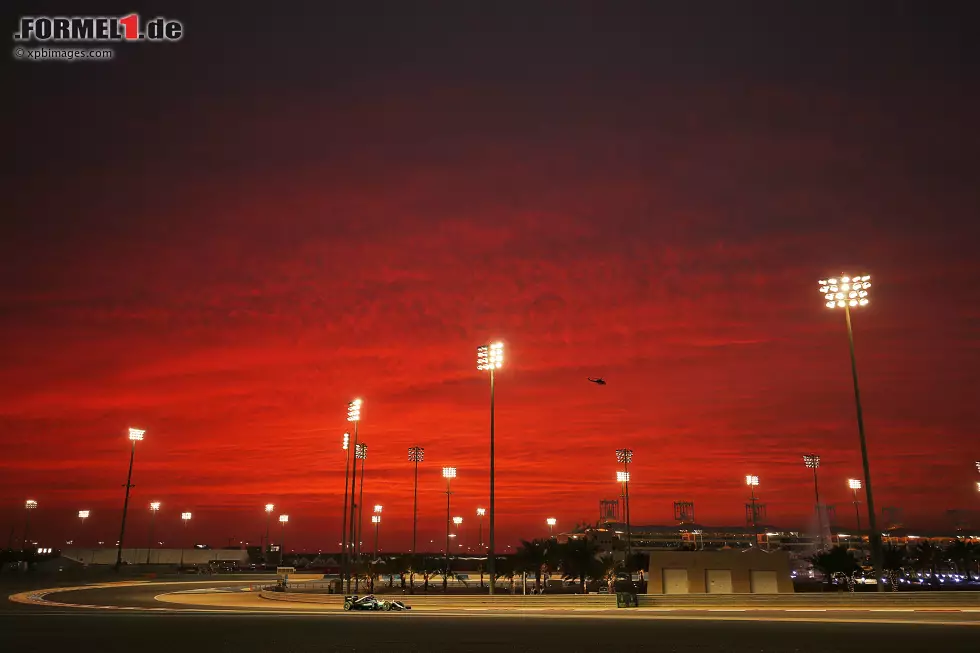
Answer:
[{"left": 14, "top": 14, "right": 183, "bottom": 43}]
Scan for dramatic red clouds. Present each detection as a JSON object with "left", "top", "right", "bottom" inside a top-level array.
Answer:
[{"left": 3, "top": 4, "right": 978, "bottom": 551}]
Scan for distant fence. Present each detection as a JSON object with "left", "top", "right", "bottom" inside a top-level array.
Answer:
[{"left": 636, "top": 592, "right": 980, "bottom": 608}]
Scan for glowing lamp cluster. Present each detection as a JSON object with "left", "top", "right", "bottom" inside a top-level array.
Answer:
[
  {"left": 745, "top": 475, "right": 759, "bottom": 487},
  {"left": 803, "top": 454, "right": 820, "bottom": 469},
  {"left": 128, "top": 428, "right": 145, "bottom": 441},
  {"left": 355, "top": 443, "right": 367, "bottom": 460},
  {"left": 25, "top": 500, "right": 37, "bottom": 510},
  {"left": 617, "top": 471, "right": 630, "bottom": 483},
  {"left": 408, "top": 446, "right": 424, "bottom": 463},
  {"left": 453, "top": 516, "right": 463, "bottom": 526},
  {"left": 546, "top": 518, "right": 557, "bottom": 527},
  {"left": 181, "top": 512, "right": 192, "bottom": 521},
  {"left": 78, "top": 510, "right": 90, "bottom": 519},
  {"left": 265, "top": 503, "right": 275, "bottom": 513},
  {"left": 374, "top": 505, "right": 383, "bottom": 514},
  {"left": 342, "top": 432, "right": 350, "bottom": 450},
  {"left": 150, "top": 502, "right": 161, "bottom": 511},
  {"left": 819, "top": 275, "right": 870, "bottom": 309},
  {"left": 615, "top": 448, "right": 634, "bottom": 464},
  {"left": 279, "top": 514, "right": 289, "bottom": 524},
  {"left": 372, "top": 515, "right": 381, "bottom": 524},
  {"left": 477, "top": 342, "right": 504, "bottom": 370},
  {"left": 476, "top": 507, "right": 486, "bottom": 517},
  {"left": 347, "top": 399, "right": 362, "bottom": 423},
  {"left": 848, "top": 479, "right": 863, "bottom": 490},
  {"left": 442, "top": 466, "right": 457, "bottom": 480}
]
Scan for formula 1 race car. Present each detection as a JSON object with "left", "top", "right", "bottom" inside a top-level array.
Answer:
[{"left": 342, "top": 595, "right": 412, "bottom": 611}]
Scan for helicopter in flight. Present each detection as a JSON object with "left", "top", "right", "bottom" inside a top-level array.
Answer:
[{"left": 587, "top": 377, "right": 606, "bottom": 385}]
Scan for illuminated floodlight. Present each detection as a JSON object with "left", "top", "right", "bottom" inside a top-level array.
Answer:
[
  {"left": 181, "top": 512, "right": 192, "bottom": 521},
  {"left": 976, "top": 481, "right": 980, "bottom": 492},
  {"left": 374, "top": 505, "right": 383, "bottom": 514},
  {"left": 343, "top": 432, "right": 350, "bottom": 450},
  {"left": 265, "top": 503, "right": 275, "bottom": 513},
  {"left": 803, "top": 454, "right": 820, "bottom": 469},
  {"left": 453, "top": 516, "right": 463, "bottom": 526},
  {"left": 442, "top": 467, "right": 457, "bottom": 479},
  {"left": 355, "top": 443, "right": 367, "bottom": 459},
  {"left": 477, "top": 342, "right": 505, "bottom": 371},
  {"left": 408, "top": 446, "right": 424, "bottom": 462},
  {"left": 347, "top": 398, "right": 362, "bottom": 422},
  {"left": 372, "top": 515, "right": 381, "bottom": 524},
  {"left": 78, "top": 510, "right": 90, "bottom": 519},
  {"left": 128, "top": 428, "right": 145, "bottom": 441},
  {"left": 615, "top": 448, "right": 634, "bottom": 464},
  {"left": 975, "top": 461, "right": 980, "bottom": 474},
  {"left": 820, "top": 275, "right": 870, "bottom": 308},
  {"left": 150, "top": 502, "right": 161, "bottom": 511},
  {"left": 617, "top": 471, "right": 630, "bottom": 483},
  {"left": 477, "top": 507, "right": 486, "bottom": 517},
  {"left": 25, "top": 500, "right": 37, "bottom": 510},
  {"left": 279, "top": 514, "right": 289, "bottom": 524},
  {"left": 547, "top": 518, "right": 557, "bottom": 527},
  {"left": 848, "top": 479, "right": 862, "bottom": 490},
  {"left": 745, "top": 475, "right": 759, "bottom": 486}
]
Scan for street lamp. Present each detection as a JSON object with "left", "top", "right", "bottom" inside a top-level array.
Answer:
[
  {"left": 848, "top": 479, "right": 863, "bottom": 534},
  {"left": 477, "top": 341, "right": 503, "bottom": 594},
  {"left": 115, "top": 427, "right": 145, "bottom": 570},
  {"left": 279, "top": 514, "right": 289, "bottom": 564},
  {"left": 616, "top": 448, "right": 633, "bottom": 557},
  {"left": 355, "top": 442, "right": 368, "bottom": 563},
  {"left": 819, "top": 274, "right": 883, "bottom": 590},
  {"left": 147, "top": 502, "right": 160, "bottom": 564},
  {"left": 476, "top": 507, "right": 486, "bottom": 547},
  {"left": 408, "top": 446, "right": 424, "bottom": 594},
  {"left": 264, "top": 503, "right": 275, "bottom": 561},
  {"left": 443, "top": 466, "right": 457, "bottom": 590},
  {"left": 547, "top": 517, "right": 557, "bottom": 537},
  {"left": 22, "top": 500, "right": 37, "bottom": 550},
  {"left": 803, "top": 454, "right": 824, "bottom": 547},
  {"left": 180, "top": 512, "right": 192, "bottom": 567},
  {"left": 77, "top": 510, "right": 89, "bottom": 546},
  {"left": 346, "top": 399, "right": 362, "bottom": 593},
  {"left": 341, "top": 431, "right": 351, "bottom": 588},
  {"left": 746, "top": 475, "right": 760, "bottom": 546},
  {"left": 372, "top": 514, "right": 381, "bottom": 557}
]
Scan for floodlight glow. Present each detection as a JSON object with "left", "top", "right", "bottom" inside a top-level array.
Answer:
[
  {"left": 849, "top": 479, "right": 862, "bottom": 490},
  {"left": 615, "top": 448, "right": 634, "bottom": 464},
  {"left": 477, "top": 507, "right": 486, "bottom": 517},
  {"left": 355, "top": 443, "right": 367, "bottom": 459},
  {"left": 25, "top": 500, "right": 37, "bottom": 509},
  {"left": 128, "top": 427, "right": 145, "bottom": 441},
  {"left": 150, "top": 502, "right": 161, "bottom": 511},
  {"left": 617, "top": 471, "right": 630, "bottom": 483},
  {"left": 453, "top": 516, "right": 463, "bottom": 526},
  {"left": 279, "top": 514, "right": 289, "bottom": 523},
  {"left": 372, "top": 515, "right": 381, "bottom": 524},
  {"left": 347, "top": 398, "right": 362, "bottom": 422},
  {"left": 546, "top": 518, "right": 557, "bottom": 526},
  {"left": 374, "top": 505, "right": 383, "bottom": 514},
  {"left": 442, "top": 466, "right": 457, "bottom": 479},
  {"left": 343, "top": 432, "right": 350, "bottom": 450},
  {"left": 181, "top": 512, "right": 192, "bottom": 521},
  {"left": 974, "top": 461, "right": 979, "bottom": 473},
  {"left": 265, "top": 503, "right": 275, "bottom": 513},
  {"left": 803, "top": 454, "right": 820, "bottom": 469},
  {"left": 820, "top": 274, "right": 870, "bottom": 308},
  {"left": 408, "top": 446, "right": 424, "bottom": 462},
  {"left": 477, "top": 342, "right": 504, "bottom": 370},
  {"left": 78, "top": 510, "right": 90, "bottom": 519},
  {"left": 745, "top": 475, "right": 759, "bottom": 486}
]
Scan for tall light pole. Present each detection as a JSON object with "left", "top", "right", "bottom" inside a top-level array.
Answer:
[
  {"left": 476, "top": 507, "right": 486, "bottom": 548},
  {"left": 477, "top": 341, "right": 503, "bottom": 594},
  {"left": 147, "top": 502, "right": 160, "bottom": 564},
  {"left": 264, "top": 503, "right": 274, "bottom": 562},
  {"left": 355, "top": 443, "right": 368, "bottom": 562},
  {"left": 803, "top": 454, "right": 824, "bottom": 547},
  {"left": 547, "top": 517, "right": 557, "bottom": 537},
  {"left": 77, "top": 510, "right": 89, "bottom": 545},
  {"left": 346, "top": 399, "right": 362, "bottom": 593},
  {"left": 819, "top": 274, "right": 883, "bottom": 589},
  {"left": 279, "top": 514, "right": 288, "bottom": 564},
  {"left": 442, "top": 466, "right": 456, "bottom": 591},
  {"left": 453, "top": 516, "right": 463, "bottom": 550},
  {"left": 23, "top": 500, "right": 37, "bottom": 549},
  {"left": 180, "top": 512, "right": 192, "bottom": 568},
  {"left": 116, "top": 427, "right": 145, "bottom": 570},
  {"left": 616, "top": 448, "right": 633, "bottom": 557},
  {"left": 746, "top": 475, "right": 760, "bottom": 546},
  {"left": 372, "top": 505, "right": 382, "bottom": 557},
  {"left": 341, "top": 432, "right": 351, "bottom": 587},
  {"left": 848, "top": 479, "right": 863, "bottom": 534},
  {"left": 408, "top": 446, "right": 424, "bottom": 594}
]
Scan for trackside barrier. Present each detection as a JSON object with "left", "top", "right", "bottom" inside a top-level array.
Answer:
[
  {"left": 636, "top": 592, "right": 980, "bottom": 608},
  {"left": 259, "top": 592, "right": 618, "bottom": 609}
]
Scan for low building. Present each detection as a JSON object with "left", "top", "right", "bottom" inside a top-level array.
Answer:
[
  {"left": 61, "top": 548, "right": 249, "bottom": 566},
  {"left": 647, "top": 549, "right": 795, "bottom": 594}
]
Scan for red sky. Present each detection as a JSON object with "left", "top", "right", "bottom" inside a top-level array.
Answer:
[{"left": 3, "top": 2, "right": 978, "bottom": 551}]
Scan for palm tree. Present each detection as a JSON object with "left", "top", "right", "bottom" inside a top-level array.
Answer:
[
  {"left": 514, "top": 539, "right": 552, "bottom": 592},
  {"left": 492, "top": 555, "right": 516, "bottom": 592},
  {"left": 557, "top": 538, "right": 602, "bottom": 593},
  {"left": 880, "top": 545, "right": 908, "bottom": 591},
  {"left": 912, "top": 541, "right": 941, "bottom": 584},
  {"left": 810, "top": 545, "right": 859, "bottom": 587},
  {"left": 945, "top": 540, "right": 978, "bottom": 580}
]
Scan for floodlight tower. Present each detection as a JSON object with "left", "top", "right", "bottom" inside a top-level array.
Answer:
[
  {"left": 453, "top": 516, "right": 463, "bottom": 549},
  {"left": 341, "top": 431, "right": 351, "bottom": 587},
  {"left": 279, "top": 514, "right": 289, "bottom": 563},
  {"left": 372, "top": 514, "right": 381, "bottom": 557},
  {"left": 116, "top": 427, "right": 145, "bottom": 570},
  {"left": 264, "top": 503, "right": 275, "bottom": 559},
  {"left": 477, "top": 341, "right": 503, "bottom": 594},
  {"left": 408, "top": 446, "right": 424, "bottom": 594},
  {"left": 355, "top": 443, "right": 368, "bottom": 561},
  {"left": 616, "top": 448, "right": 634, "bottom": 556},
  {"left": 803, "top": 454, "right": 825, "bottom": 547},
  {"left": 22, "top": 500, "right": 37, "bottom": 549},
  {"left": 179, "top": 512, "right": 192, "bottom": 567},
  {"left": 547, "top": 517, "right": 557, "bottom": 537},
  {"left": 442, "top": 466, "right": 457, "bottom": 590},
  {"left": 848, "top": 479, "right": 863, "bottom": 533},
  {"left": 476, "top": 507, "right": 486, "bottom": 548},
  {"left": 746, "top": 475, "right": 760, "bottom": 545},
  {"left": 147, "top": 502, "right": 161, "bottom": 564},
  {"left": 345, "top": 399, "right": 362, "bottom": 593},
  {"left": 77, "top": 510, "right": 89, "bottom": 545},
  {"left": 819, "top": 274, "right": 883, "bottom": 589}
]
